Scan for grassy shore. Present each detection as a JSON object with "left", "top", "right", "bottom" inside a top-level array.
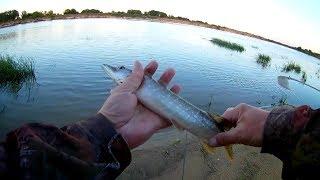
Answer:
[
  {"left": 210, "top": 38, "right": 245, "bottom": 52},
  {"left": 0, "top": 55, "right": 35, "bottom": 92},
  {"left": 256, "top": 54, "right": 271, "bottom": 67},
  {"left": 0, "top": 9, "right": 319, "bottom": 60}
]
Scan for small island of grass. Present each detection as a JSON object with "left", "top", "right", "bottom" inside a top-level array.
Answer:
[
  {"left": 0, "top": 55, "right": 36, "bottom": 92},
  {"left": 210, "top": 38, "right": 245, "bottom": 52},
  {"left": 256, "top": 54, "right": 271, "bottom": 67},
  {"left": 282, "top": 62, "right": 301, "bottom": 73}
]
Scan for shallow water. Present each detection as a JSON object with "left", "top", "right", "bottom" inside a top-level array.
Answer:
[
  {"left": 2, "top": 18, "right": 320, "bottom": 179},
  {"left": 0, "top": 18, "right": 320, "bottom": 137}
]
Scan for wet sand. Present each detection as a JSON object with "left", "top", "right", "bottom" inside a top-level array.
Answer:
[{"left": 118, "top": 128, "right": 282, "bottom": 180}]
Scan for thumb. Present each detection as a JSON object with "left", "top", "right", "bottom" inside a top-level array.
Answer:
[
  {"left": 208, "top": 127, "right": 240, "bottom": 147},
  {"left": 117, "top": 61, "right": 144, "bottom": 93}
]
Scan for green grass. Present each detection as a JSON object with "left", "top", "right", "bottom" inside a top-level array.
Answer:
[
  {"left": 210, "top": 38, "right": 245, "bottom": 52},
  {"left": 0, "top": 55, "right": 35, "bottom": 92},
  {"left": 282, "top": 62, "right": 301, "bottom": 74},
  {"left": 256, "top": 54, "right": 271, "bottom": 67}
]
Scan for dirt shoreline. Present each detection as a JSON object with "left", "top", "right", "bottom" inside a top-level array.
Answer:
[
  {"left": 0, "top": 14, "right": 309, "bottom": 56},
  {"left": 117, "top": 128, "right": 282, "bottom": 179}
]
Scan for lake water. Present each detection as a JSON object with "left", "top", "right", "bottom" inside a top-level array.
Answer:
[{"left": 0, "top": 18, "right": 320, "bottom": 138}]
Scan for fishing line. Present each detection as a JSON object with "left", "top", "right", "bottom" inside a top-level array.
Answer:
[{"left": 278, "top": 81, "right": 304, "bottom": 105}]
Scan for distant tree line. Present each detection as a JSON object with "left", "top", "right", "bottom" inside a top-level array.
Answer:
[
  {"left": 144, "top": 10, "right": 167, "bottom": 17},
  {"left": 297, "top": 47, "right": 320, "bottom": 59},
  {"left": 0, "top": 10, "right": 19, "bottom": 23},
  {"left": 0, "top": 9, "right": 319, "bottom": 59},
  {"left": 64, "top": 9, "right": 79, "bottom": 15},
  {"left": 0, "top": 9, "right": 181, "bottom": 22},
  {"left": 21, "top": 10, "right": 55, "bottom": 19},
  {"left": 81, "top": 9, "right": 102, "bottom": 14}
]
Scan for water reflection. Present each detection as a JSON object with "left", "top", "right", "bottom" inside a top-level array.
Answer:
[{"left": 0, "top": 31, "right": 17, "bottom": 41}]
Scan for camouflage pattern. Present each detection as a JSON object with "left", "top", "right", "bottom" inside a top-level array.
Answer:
[
  {"left": 261, "top": 105, "right": 320, "bottom": 179},
  {"left": 0, "top": 114, "right": 131, "bottom": 180}
]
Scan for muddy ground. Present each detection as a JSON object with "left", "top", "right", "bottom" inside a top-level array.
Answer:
[{"left": 118, "top": 128, "right": 282, "bottom": 180}]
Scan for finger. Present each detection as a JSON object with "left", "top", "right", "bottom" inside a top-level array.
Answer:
[
  {"left": 158, "top": 68, "right": 175, "bottom": 86},
  {"left": 221, "top": 107, "right": 239, "bottom": 126},
  {"left": 170, "top": 84, "right": 181, "bottom": 94},
  {"left": 144, "top": 60, "right": 158, "bottom": 76},
  {"left": 117, "top": 61, "right": 144, "bottom": 92},
  {"left": 208, "top": 127, "right": 241, "bottom": 147}
]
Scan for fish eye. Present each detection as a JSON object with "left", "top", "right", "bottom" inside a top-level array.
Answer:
[{"left": 119, "top": 66, "right": 125, "bottom": 69}]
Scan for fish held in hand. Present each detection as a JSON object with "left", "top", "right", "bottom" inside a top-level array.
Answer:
[{"left": 102, "top": 64, "right": 233, "bottom": 158}]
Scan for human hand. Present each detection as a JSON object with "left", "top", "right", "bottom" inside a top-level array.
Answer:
[
  {"left": 99, "top": 61, "right": 181, "bottom": 149},
  {"left": 209, "top": 103, "right": 270, "bottom": 147}
]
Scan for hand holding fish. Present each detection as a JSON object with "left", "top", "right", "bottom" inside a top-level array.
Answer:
[
  {"left": 99, "top": 61, "right": 180, "bottom": 149},
  {"left": 209, "top": 103, "right": 270, "bottom": 147}
]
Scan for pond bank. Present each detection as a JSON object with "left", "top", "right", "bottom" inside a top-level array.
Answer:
[{"left": 1, "top": 13, "right": 318, "bottom": 60}]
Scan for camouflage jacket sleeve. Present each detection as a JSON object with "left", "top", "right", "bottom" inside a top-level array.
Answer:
[
  {"left": 0, "top": 113, "right": 131, "bottom": 180},
  {"left": 261, "top": 105, "right": 320, "bottom": 180}
]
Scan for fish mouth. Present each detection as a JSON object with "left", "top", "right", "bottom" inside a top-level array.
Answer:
[{"left": 102, "top": 64, "right": 117, "bottom": 79}]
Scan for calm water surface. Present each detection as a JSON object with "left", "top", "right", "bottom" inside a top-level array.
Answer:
[{"left": 0, "top": 18, "right": 320, "bottom": 137}]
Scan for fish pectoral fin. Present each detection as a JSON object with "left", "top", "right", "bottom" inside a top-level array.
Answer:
[
  {"left": 170, "top": 119, "right": 185, "bottom": 131},
  {"left": 201, "top": 142, "right": 234, "bottom": 161}
]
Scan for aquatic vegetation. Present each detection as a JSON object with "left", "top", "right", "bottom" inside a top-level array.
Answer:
[
  {"left": 271, "top": 96, "right": 289, "bottom": 107},
  {"left": 0, "top": 55, "right": 36, "bottom": 92},
  {"left": 301, "top": 71, "right": 307, "bottom": 83},
  {"left": 282, "top": 62, "right": 301, "bottom": 73},
  {"left": 210, "top": 38, "right": 245, "bottom": 52},
  {"left": 256, "top": 54, "right": 271, "bottom": 67}
]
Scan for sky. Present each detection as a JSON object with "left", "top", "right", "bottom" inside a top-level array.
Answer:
[{"left": 0, "top": 0, "right": 319, "bottom": 53}]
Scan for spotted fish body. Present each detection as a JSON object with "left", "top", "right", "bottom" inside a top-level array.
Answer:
[{"left": 102, "top": 64, "right": 222, "bottom": 143}]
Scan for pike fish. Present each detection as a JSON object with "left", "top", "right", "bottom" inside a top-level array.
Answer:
[{"left": 102, "top": 64, "right": 232, "bottom": 157}]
